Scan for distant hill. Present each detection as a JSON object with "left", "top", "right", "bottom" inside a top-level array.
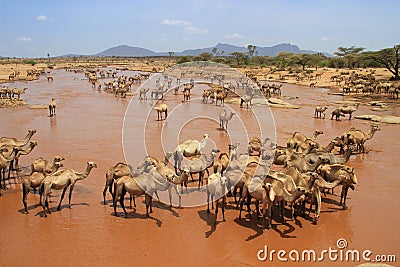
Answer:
[{"left": 59, "top": 43, "right": 332, "bottom": 58}]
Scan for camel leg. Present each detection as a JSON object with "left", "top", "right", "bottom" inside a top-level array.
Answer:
[
  {"left": 238, "top": 198, "right": 244, "bottom": 219},
  {"left": 255, "top": 200, "right": 260, "bottom": 217},
  {"left": 22, "top": 182, "right": 30, "bottom": 214},
  {"left": 112, "top": 185, "right": 119, "bottom": 216},
  {"left": 145, "top": 194, "right": 152, "bottom": 218},
  {"left": 103, "top": 182, "right": 110, "bottom": 205},
  {"left": 58, "top": 187, "right": 69, "bottom": 211},
  {"left": 213, "top": 198, "right": 219, "bottom": 225},
  {"left": 68, "top": 184, "right": 75, "bottom": 208},
  {"left": 221, "top": 196, "right": 226, "bottom": 222},
  {"left": 313, "top": 189, "right": 321, "bottom": 224},
  {"left": 266, "top": 203, "right": 272, "bottom": 230},
  {"left": 261, "top": 201, "right": 267, "bottom": 230},
  {"left": 174, "top": 185, "right": 182, "bottom": 208},
  {"left": 168, "top": 186, "right": 173, "bottom": 208},
  {"left": 207, "top": 190, "right": 211, "bottom": 213},
  {"left": 340, "top": 186, "right": 350, "bottom": 210},
  {"left": 280, "top": 200, "right": 286, "bottom": 223},
  {"left": 211, "top": 195, "right": 214, "bottom": 210},
  {"left": 119, "top": 189, "right": 128, "bottom": 215}
]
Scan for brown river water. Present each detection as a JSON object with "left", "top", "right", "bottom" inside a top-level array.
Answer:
[{"left": 0, "top": 69, "right": 399, "bottom": 266}]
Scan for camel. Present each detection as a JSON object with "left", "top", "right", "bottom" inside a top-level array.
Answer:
[
  {"left": 282, "top": 167, "right": 342, "bottom": 224},
  {"left": 240, "top": 93, "right": 254, "bottom": 109},
  {"left": 139, "top": 88, "right": 150, "bottom": 100},
  {"left": 113, "top": 174, "right": 154, "bottom": 217},
  {"left": 331, "top": 108, "right": 345, "bottom": 120},
  {"left": 345, "top": 125, "right": 380, "bottom": 153},
  {"left": 103, "top": 162, "right": 132, "bottom": 205},
  {"left": 287, "top": 130, "right": 323, "bottom": 151},
  {"left": 316, "top": 164, "right": 357, "bottom": 209},
  {"left": 206, "top": 172, "right": 228, "bottom": 225},
  {"left": 40, "top": 161, "right": 97, "bottom": 217},
  {"left": 7, "top": 141, "right": 38, "bottom": 180},
  {"left": 263, "top": 173, "right": 306, "bottom": 225},
  {"left": 49, "top": 99, "right": 56, "bottom": 116},
  {"left": 310, "top": 81, "right": 317, "bottom": 87},
  {"left": 0, "top": 129, "right": 37, "bottom": 147},
  {"left": 314, "top": 106, "right": 328, "bottom": 119},
  {"left": 305, "top": 145, "right": 355, "bottom": 165},
  {"left": 238, "top": 177, "right": 275, "bottom": 230},
  {"left": 219, "top": 110, "right": 235, "bottom": 131},
  {"left": 31, "top": 156, "right": 65, "bottom": 175},
  {"left": 284, "top": 155, "right": 329, "bottom": 173},
  {"left": 228, "top": 143, "right": 239, "bottom": 161},
  {"left": 248, "top": 137, "right": 269, "bottom": 156},
  {"left": 113, "top": 161, "right": 179, "bottom": 217},
  {"left": 22, "top": 161, "right": 63, "bottom": 214},
  {"left": 182, "top": 88, "right": 191, "bottom": 102},
  {"left": 295, "top": 138, "right": 319, "bottom": 154},
  {"left": 338, "top": 103, "right": 360, "bottom": 120},
  {"left": 227, "top": 160, "right": 270, "bottom": 205},
  {"left": 11, "top": 88, "right": 28, "bottom": 99},
  {"left": 0, "top": 147, "right": 21, "bottom": 189},
  {"left": 153, "top": 103, "right": 168, "bottom": 121},
  {"left": 181, "top": 149, "right": 219, "bottom": 188},
  {"left": 215, "top": 90, "right": 229, "bottom": 106},
  {"left": 47, "top": 75, "right": 53, "bottom": 82},
  {"left": 172, "top": 134, "right": 210, "bottom": 173},
  {"left": 213, "top": 152, "right": 230, "bottom": 174}
]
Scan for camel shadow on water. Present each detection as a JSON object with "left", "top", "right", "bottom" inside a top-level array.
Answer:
[
  {"left": 112, "top": 209, "right": 163, "bottom": 228},
  {"left": 34, "top": 202, "right": 89, "bottom": 217}
]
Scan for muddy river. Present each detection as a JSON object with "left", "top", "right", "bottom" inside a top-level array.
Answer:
[{"left": 0, "top": 69, "right": 398, "bottom": 266}]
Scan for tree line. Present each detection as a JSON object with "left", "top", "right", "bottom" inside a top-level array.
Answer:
[{"left": 176, "top": 44, "right": 400, "bottom": 80}]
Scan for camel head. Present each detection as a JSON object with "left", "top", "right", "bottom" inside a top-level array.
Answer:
[
  {"left": 30, "top": 141, "right": 38, "bottom": 147},
  {"left": 54, "top": 161, "right": 64, "bottom": 169},
  {"left": 54, "top": 156, "right": 65, "bottom": 162},
  {"left": 262, "top": 183, "right": 275, "bottom": 202},
  {"left": 203, "top": 134, "right": 210, "bottom": 139},
  {"left": 87, "top": 161, "right": 98, "bottom": 169},
  {"left": 29, "top": 129, "right": 37, "bottom": 135},
  {"left": 314, "top": 130, "right": 324, "bottom": 136}
]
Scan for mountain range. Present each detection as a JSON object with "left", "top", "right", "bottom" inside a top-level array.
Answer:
[{"left": 62, "top": 43, "right": 332, "bottom": 58}]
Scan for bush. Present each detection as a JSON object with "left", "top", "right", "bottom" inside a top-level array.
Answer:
[
  {"left": 176, "top": 56, "right": 191, "bottom": 64},
  {"left": 24, "top": 60, "right": 36, "bottom": 66}
]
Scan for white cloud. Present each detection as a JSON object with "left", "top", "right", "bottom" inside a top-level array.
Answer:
[
  {"left": 18, "top": 37, "right": 31, "bottom": 42},
  {"left": 184, "top": 26, "right": 208, "bottom": 34},
  {"left": 183, "top": 38, "right": 189, "bottom": 42},
  {"left": 162, "top": 19, "right": 191, "bottom": 26},
  {"left": 321, "top": 37, "right": 330, "bottom": 41},
  {"left": 159, "top": 38, "right": 167, "bottom": 42},
  {"left": 225, "top": 33, "right": 243, "bottom": 39},
  {"left": 36, "top": 15, "right": 48, "bottom": 21}
]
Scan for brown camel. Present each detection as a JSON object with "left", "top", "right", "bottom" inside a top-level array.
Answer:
[
  {"left": 316, "top": 164, "right": 357, "bottom": 209},
  {"left": 287, "top": 130, "right": 323, "bottom": 151},
  {"left": 238, "top": 177, "right": 275, "bottom": 230},
  {"left": 345, "top": 125, "right": 380, "bottom": 153},
  {"left": 40, "top": 161, "right": 97, "bottom": 217},
  {"left": 0, "top": 130, "right": 37, "bottom": 147},
  {"left": 338, "top": 103, "right": 360, "bottom": 120},
  {"left": 331, "top": 109, "right": 345, "bottom": 120},
  {"left": 0, "top": 147, "right": 21, "bottom": 189},
  {"left": 31, "top": 156, "right": 65, "bottom": 175},
  {"left": 6, "top": 141, "right": 38, "bottom": 180},
  {"left": 153, "top": 103, "right": 168, "bottom": 121},
  {"left": 314, "top": 106, "right": 328, "bottom": 119},
  {"left": 22, "top": 161, "right": 63, "bottom": 214},
  {"left": 206, "top": 172, "right": 228, "bottom": 225}
]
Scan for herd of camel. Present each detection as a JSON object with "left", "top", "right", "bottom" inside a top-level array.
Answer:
[
  {"left": 0, "top": 66, "right": 387, "bottom": 233},
  {"left": 0, "top": 120, "right": 379, "bottom": 230}
]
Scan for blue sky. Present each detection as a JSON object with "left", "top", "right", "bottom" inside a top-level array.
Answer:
[{"left": 0, "top": 0, "right": 399, "bottom": 57}]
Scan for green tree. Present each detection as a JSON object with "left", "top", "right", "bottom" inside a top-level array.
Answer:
[
  {"left": 368, "top": 45, "right": 400, "bottom": 80},
  {"left": 230, "top": 52, "right": 247, "bottom": 66},
  {"left": 176, "top": 56, "right": 191, "bottom": 64},
  {"left": 212, "top": 47, "right": 218, "bottom": 57},
  {"left": 247, "top": 45, "right": 257, "bottom": 60},
  {"left": 291, "top": 53, "right": 314, "bottom": 70},
  {"left": 193, "top": 52, "right": 212, "bottom": 61},
  {"left": 334, "top": 46, "right": 364, "bottom": 68}
]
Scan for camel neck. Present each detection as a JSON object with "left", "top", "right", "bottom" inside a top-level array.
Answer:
[{"left": 76, "top": 165, "right": 93, "bottom": 180}]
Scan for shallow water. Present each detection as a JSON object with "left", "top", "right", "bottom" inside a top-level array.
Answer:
[{"left": 0, "top": 70, "right": 399, "bottom": 266}]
